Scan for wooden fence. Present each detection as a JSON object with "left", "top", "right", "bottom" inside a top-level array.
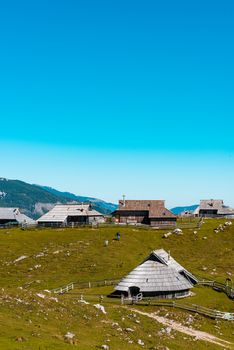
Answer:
[
  {"left": 51, "top": 279, "right": 120, "bottom": 294},
  {"left": 51, "top": 283, "right": 234, "bottom": 321},
  {"left": 197, "top": 279, "right": 234, "bottom": 299},
  {"left": 136, "top": 299, "right": 234, "bottom": 321},
  {"left": 50, "top": 275, "right": 234, "bottom": 321},
  {"left": 176, "top": 218, "right": 203, "bottom": 229},
  {"left": 51, "top": 276, "right": 234, "bottom": 300}
]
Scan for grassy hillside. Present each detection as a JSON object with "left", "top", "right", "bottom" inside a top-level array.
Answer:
[{"left": 0, "top": 218, "right": 233, "bottom": 349}]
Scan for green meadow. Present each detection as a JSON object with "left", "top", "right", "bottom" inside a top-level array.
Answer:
[{"left": 0, "top": 219, "right": 233, "bottom": 349}]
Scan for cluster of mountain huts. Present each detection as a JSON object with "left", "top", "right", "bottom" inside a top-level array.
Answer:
[
  {"left": 0, "top": 198, "right": 234, "bottom": 228},
  {"left": 0, "top": 203, "right": 232, "bottom": 302},
  {"left": 0, "top": 204, "right": 105, "bottom": 227}
]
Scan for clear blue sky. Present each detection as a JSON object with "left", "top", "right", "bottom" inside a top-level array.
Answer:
[{"left": 0, "top": 1, "right": 233, "bottom": 207}]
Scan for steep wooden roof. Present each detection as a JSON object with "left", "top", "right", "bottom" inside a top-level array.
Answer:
[
  {"left": 0, "top": 207, "right": 35, "bottom": 224},
  {"left": 117, "top": 200, "right": 176, "bottom": 218},
  {"left": 114, "top": 249, "right": 197, "bottom": 293},
  {"left": 199, "top": 200, "right": 224, "bottom": 210},
  {"left": 37, "top": 204, "right": 103, "bottom": 223},
  {"left": 199, "top": 200, "right": 234, "bottom": 215}
]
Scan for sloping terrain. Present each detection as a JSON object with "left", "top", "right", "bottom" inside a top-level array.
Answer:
[
  {"left": 40, "top": 185, "right": 117, "bottom": 214},
  {"left": 0, "top": 178, "right": 66, "bottom": 218},
  {"left": 0, "top": 219, "right": 233, "bottom": 349},
  {"left": 0, "top": 178, "right": 117, "bottom": 218}
]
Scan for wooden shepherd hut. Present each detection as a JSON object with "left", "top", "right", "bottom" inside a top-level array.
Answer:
[
  {"left": 0, "top": 208, "right": 35, "bottom": 226},
  {"left": 112, "top": 249, "right": 197, "bottom": 299},
  {"left": 112, "top": 199, "right": 176, "bottom": 227},
  {"left": 198, "top": 199, "right": 234, "bottom": 218},
  {"left": 37, "top": 204, "right": 105, "bottom": 227}
]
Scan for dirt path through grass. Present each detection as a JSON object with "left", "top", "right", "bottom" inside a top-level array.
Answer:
[{"left": 130, "top": 308, "right": 233, "bottom": 349}]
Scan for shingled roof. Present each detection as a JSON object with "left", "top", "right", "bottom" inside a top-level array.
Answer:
[
  {"left": 37, "top": 204, "right": 104, "bottom": 223},
  {"left": 114, "top": 249, "right": 197, "bottom": 293},
  {"left": 0, "top": 208, "right": 35, "bottom": 225},
  {"left": 118, "top": 200, "right": 176, "bottom": 218},
  {"left": 199, "top": 200, "right": 234, "bottom": 215},
  {"left": 199, "top": 200, "right": 224, "bottom": 210}
]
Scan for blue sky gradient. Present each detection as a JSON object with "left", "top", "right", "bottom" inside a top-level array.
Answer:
[{"left": 0, "top": 1, "right": 233, "bottom": 206}]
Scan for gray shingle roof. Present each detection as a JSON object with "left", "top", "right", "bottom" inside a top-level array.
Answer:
[
  {"left": 218, "top": 206, "right": 234, "bottom": 215},
  {"left": 0, "top": 207, "right": 35, "bottom": 224},
  {"left": 115, "top": 249, "right": 196, "bottom": 293},
  {"left": 37, "top": 204, "right": 104, "bottom": 223},
  {"left": 199, "top": 200, "right": 224, "bottom": 210},
  {"left": 199, "top": 200, "right": 234, "bottom": 215}
]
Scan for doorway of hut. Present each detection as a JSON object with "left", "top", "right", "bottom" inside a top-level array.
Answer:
[
  {"left": 128, "top": 286, "right": 140, "bottom": 298},
  {"left": 67, "top": 216, "right": 88, "bottom": 224}
]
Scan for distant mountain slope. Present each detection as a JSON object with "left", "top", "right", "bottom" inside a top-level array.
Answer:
[
  {"left": 0, "top": 178, "right": 70, "bottom": 218},
  {"left": 40, "top": 186, "right": 117, "bottom": 215},
  {"left": 0, "top": 178, "right": 117, "bottom": 219},
  {"left": 170, "top": 204, "right": 199, "bottom": 215}
]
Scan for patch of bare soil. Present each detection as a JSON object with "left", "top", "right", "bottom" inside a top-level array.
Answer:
[{"left": 130, "top": 308, "right": 233, "bottom": 349}]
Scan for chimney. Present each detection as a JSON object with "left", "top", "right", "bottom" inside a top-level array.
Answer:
[
  {"left": 122, "top": 194, "right": 126, "bottom": 207},
  {"left": 168, "top": 250, "right": 171, "bottom": 261}
]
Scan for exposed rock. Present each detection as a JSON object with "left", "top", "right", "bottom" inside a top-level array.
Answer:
[
  {"left": 137, "top": 339, "right": 144, "bottom": 346},
  {"left": 94, "top": 304, "right": 106, "bottom": 314},
  {"left": 35, "top": 252, "right": 45, "bottom": 258},
  {"left": 173, "top": 228, "right": 183, "bottom": 235},
  {"left": 101, "top": 345, "right": 109, "bottom": 350},
  {"left": 14, "top": 256, "right": 28, "bottom": 263},
  {"left": 36, "top": 293, "right": 45, "bottom": 299},
  {"left": 225, "top": 221, "right": 232, "bottom": 226},
  {"left": 15, "top": 336, "right": 26, "bottom": 342},
  {"left": 64, "top": 332, "right": 76, "bottom": 345},
  {"left": 163, "top": 232, "right": 172, "bottom": 238},
  {"left": 49, "top": 297, "right": 58, "bottom": 302},
  {"left": 79, "top": 298, "right": 89, "bottom": 305},
  {"left": 64, "top": 332, "right": 75, "bottom": 339},
  {"left": 165, "top": 327, "right": 172, "bottom": 335},
  {"left": 34, "top": 264, "right": 41, "bottom": 269},
  {"left": 125, "top": 328, "right": 134, "bottom": 333}
]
